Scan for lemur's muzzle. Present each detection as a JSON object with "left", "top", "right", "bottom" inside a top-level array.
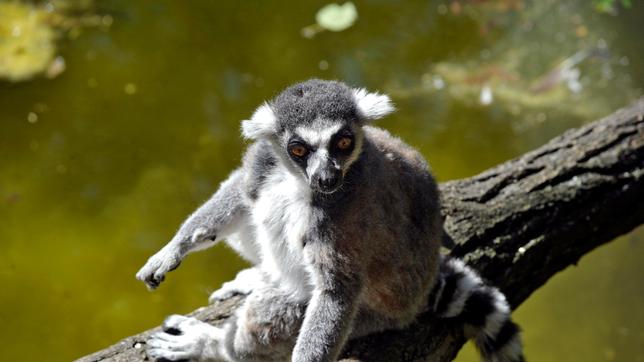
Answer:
[{"left": 311, "top": 167, "right": 342, "bottom": 194}]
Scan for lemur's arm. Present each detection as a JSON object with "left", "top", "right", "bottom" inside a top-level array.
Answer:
[
  {"left": 136, "top": 169, "right": 247, "bottom": 290},
  {"left": 292, "top": 238, "right": 363, "bottom": 362}
]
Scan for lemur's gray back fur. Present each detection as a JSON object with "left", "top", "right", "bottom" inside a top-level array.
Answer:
[{"left": 136, "top": 79, "right": 524, "bottom": 362}]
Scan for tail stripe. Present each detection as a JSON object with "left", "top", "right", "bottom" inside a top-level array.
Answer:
[
  {"left": 482, "top": 288, "right": 511, "bottom": 338},
  {"left": 434, "top": 270, "right": 465, "bottom": 315},
  {"left": 478, "top": 320, "right": 524, "bottom": 362},
  {"left": 440, "top": 259, "right": 484, "bottom": 318},
  {"left": 432, "top": 257, "right": 525, "bottom": 362},
  {"left": 461, "top": 288, "right": 496, "bottom": 327},
  {"left": 488, "top": 319, "right": 521, "bottom": 353}
]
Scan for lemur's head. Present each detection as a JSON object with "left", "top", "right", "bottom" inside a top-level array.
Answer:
[{"left": 242, "top": 79, "right": 394, "bottom": 194}]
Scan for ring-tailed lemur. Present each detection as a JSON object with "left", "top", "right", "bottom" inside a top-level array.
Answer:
[{"left": 136, "top": 79, "right": 524, "bottom": 362}]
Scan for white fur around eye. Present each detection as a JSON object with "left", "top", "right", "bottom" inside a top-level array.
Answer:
[
  {"left": 352, "top": 88, "right": 395, "bottom": 121},
  {"left": 241, "top": 103, "right": 277, "bottom": 139}
]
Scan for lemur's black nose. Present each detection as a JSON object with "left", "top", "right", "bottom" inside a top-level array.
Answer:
[
  {"left": 318, "top": 176, "right": 339, "bottom": 191},
  {"left": 316, "top": 169, "right": 342, "bottom": 193}
]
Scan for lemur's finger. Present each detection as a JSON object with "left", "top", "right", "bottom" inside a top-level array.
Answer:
[
  {"left": 163, "top": 314, "right": 189, "bottom": 331},
  {"left": 144, "top": 274, "right": 162, "bottom": 290},
  {"left": 167, "top": 259, "right": 181, "bottom": 272},
  {"left": 147, "top": 346, "right": 191, "bottom": 361}
]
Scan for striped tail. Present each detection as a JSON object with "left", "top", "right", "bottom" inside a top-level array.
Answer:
[{"left": 429, "top": 257, "right": 525, "bottom": 362}]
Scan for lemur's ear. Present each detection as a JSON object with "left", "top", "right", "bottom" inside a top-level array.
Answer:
[
  {"left": 241, "top": 103, "right": 277, "bottom": 139},
  {"left": 352, "top": 88, "right": 395, "bottom": 121}
]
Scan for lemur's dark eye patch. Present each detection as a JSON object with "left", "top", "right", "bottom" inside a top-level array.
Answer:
[
  {"left": 331, "top": 130, "right": 355, "bottom": 154},
  {"left": 336, "top": 137, "right": 352, "bottom": 150},
  {"left": 288, "top": 141, "right": 309, "bottom": 158}
]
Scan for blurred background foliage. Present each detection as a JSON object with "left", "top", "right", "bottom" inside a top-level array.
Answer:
[{"left": 0, "top": 0, "right": 642, "bottom": 361}]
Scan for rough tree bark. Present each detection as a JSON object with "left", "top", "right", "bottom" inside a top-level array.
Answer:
[{"left": 77, "top": 99, "right": 644, "bottom": 362}]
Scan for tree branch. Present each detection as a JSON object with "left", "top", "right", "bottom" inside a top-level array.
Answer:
[{"left": 77, "top": 98, "right": 644, "bottom": 362}]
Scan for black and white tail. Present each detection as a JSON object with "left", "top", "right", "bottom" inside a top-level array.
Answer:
[{"left": 429, "top": 257, "right": 525, "bottom": 362}]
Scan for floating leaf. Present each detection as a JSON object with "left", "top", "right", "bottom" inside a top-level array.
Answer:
[
  {"left": 315, "top": 2, "right": 358, "bottom": 32},
  {"left": 0, "top": 1, "right": 109, "bottom": 82},
  {"left": 0, "top": 2, "right": 56, "bottom": 82}
]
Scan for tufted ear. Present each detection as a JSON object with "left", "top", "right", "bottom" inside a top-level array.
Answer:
[
  {"left": 352, "top": 88, "right": 395, "bottom": 121},
  {"left": 241, "top": 103, "right": 277, "bottom": 140}
]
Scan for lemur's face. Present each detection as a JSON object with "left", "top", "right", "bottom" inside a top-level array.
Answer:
[
  {"left": 241, "top": 79, "right": 394, "bottom": 194},
  {"left": 283, "top": 120, "right": 363, "bottom": 194}
]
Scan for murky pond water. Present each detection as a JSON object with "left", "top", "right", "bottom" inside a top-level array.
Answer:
[{"left": 0, "top": 1, "right": 642, "bottom": 361}]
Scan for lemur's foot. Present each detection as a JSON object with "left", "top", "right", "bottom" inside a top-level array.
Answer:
[
  {"left": 136, "top": 245, "right": 182, "bottom": 290},
  {"left": 208, "top": 267, "right": 262, "bottom": 303},
  {"left": 147, "top": 315, "right": 223, "bottom": 361}
]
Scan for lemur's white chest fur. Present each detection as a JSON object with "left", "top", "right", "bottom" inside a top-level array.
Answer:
[{"left": 251, "top": 166, "right": 314, "bottom": 299}]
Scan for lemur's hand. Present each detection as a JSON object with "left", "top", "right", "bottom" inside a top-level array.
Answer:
[{"left": 136, "top": 244, "right": 183, "bottom": 290}]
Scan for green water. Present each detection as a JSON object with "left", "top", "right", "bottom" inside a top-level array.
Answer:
[{"left": 0, "top": 1, "right": 642, "bottom": 361}]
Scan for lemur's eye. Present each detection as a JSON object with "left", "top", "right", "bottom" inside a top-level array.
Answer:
[
  {"left": 289, "top": 143, "right": 309, "bottom": 158},
  {"left": 337, "top": 137, "right": 353, "bottom": 150}
]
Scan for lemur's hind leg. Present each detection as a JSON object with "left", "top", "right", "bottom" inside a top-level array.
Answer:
[
  {"left": 148, "top": 286, "right": 306, "bottom": 362},
  {"left": 220, "top": 285, "right": 306, "bottom": 361},
  {"left": 209, "top": 267, "right": 264, "bottom": 304}
]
